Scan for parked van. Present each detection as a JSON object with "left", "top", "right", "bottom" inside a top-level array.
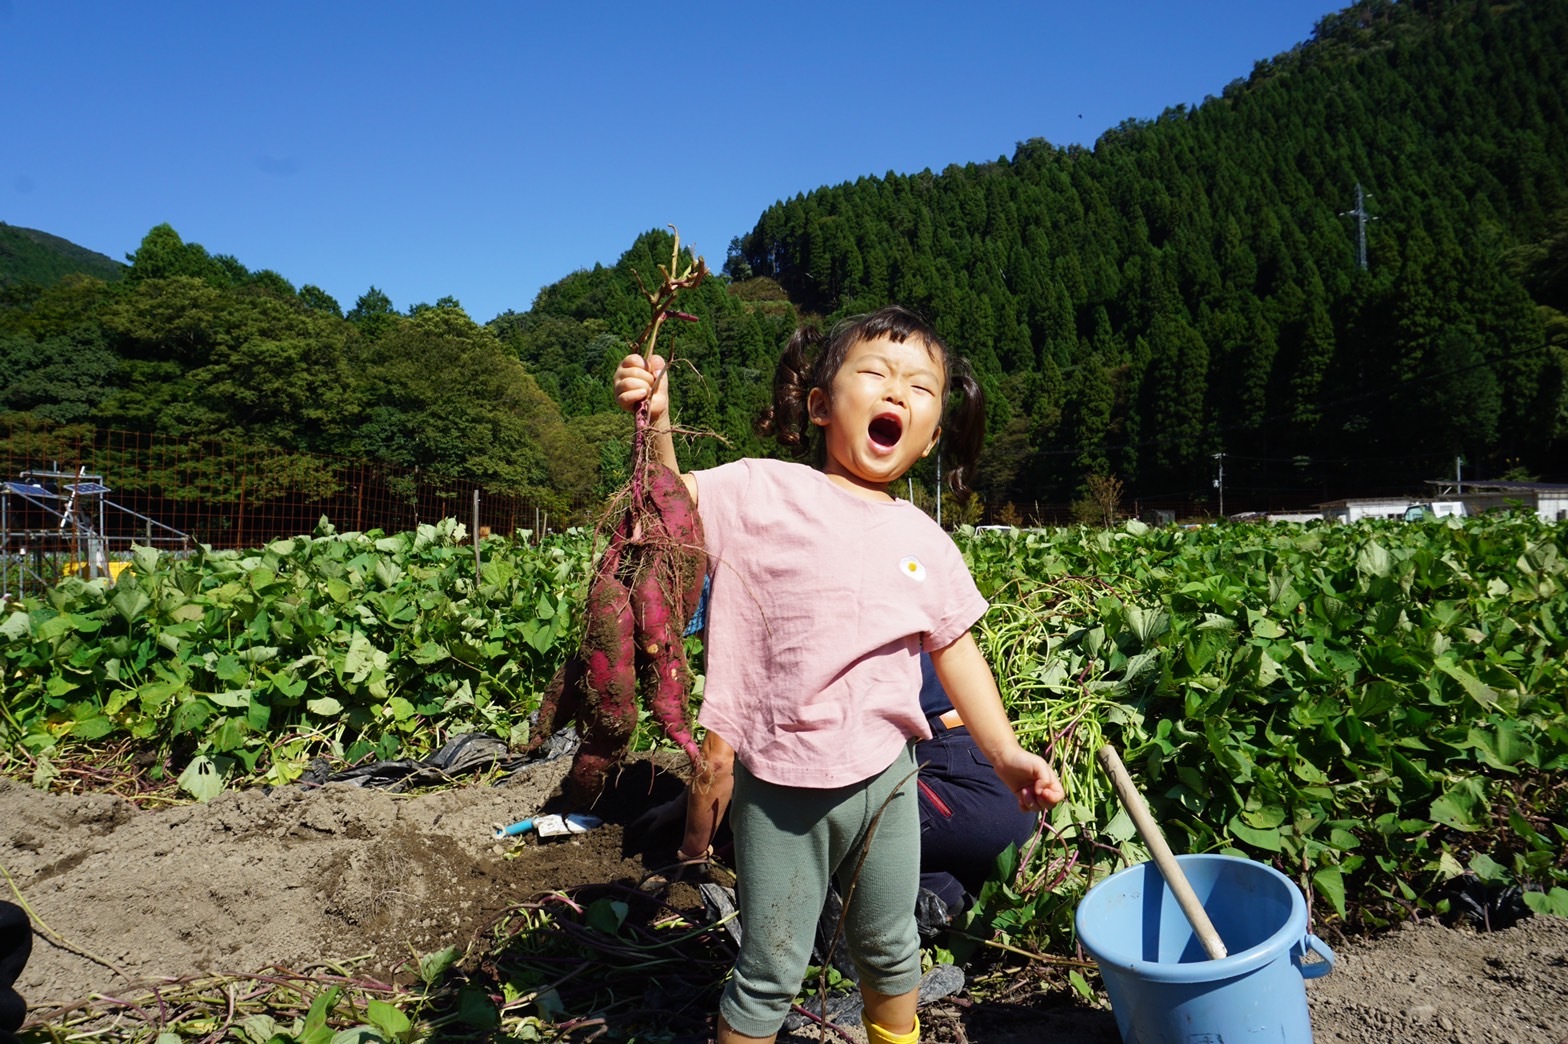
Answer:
[{"left": 1402, "top": 500, "right": 1467, "bottom": 521}]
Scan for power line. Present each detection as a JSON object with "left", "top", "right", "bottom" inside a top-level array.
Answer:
[{"left": 1221, "top": 449, "right": 1462, "bottom": 466}]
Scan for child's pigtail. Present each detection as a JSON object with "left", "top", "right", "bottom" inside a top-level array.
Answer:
[
  {"left": 941, "top": 357, "right": 986, "bottom": 500},
  {"left": 755, "top": 325, "right": 821, "bottom": 455}
]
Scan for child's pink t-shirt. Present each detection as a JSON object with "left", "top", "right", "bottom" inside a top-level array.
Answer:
[{"left": 692, "top": 458, "right": 988, "bottom": 788}]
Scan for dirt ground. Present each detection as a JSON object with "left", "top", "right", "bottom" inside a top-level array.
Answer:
[{"left": 3, "top": 754, "right": 1565, "bottom": 1044}]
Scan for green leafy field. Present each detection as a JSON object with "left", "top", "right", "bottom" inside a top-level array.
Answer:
[
  {"left": 960, "top": 515, "right": 1568, "bottom": 957},
  {"left": 4, "top": 513, "right": 1566, "bottom": 950}
]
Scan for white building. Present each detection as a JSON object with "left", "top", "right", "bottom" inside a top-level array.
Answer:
[
  {"left": 1424, "top": 480, "right": 1568, "bottom": 522},
  {"left": 1315, "top": 497, "right": 1421, "bottom": 523}
]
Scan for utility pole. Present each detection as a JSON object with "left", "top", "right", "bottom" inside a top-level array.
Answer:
[
  {"left": 1455, "top": 455, "right": 1463, "bottom": 495},
  {"left": 1212, "top": 452, "right": 1225, "bottom": 519},
  {"left": 1340, "top": 183, "right": 1377, "bottom": 271},
  {"left": 935, "top": 440, "right": 943, "bottom": 527}
]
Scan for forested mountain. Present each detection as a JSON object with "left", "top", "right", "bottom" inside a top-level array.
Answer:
[
  {"left": 2, "top": 0, "right": 1565, "bottom": 521},
  {"left": 728, "top": 0, "right": 1568, "bottom": 509},
  {"left": 0, "top": 223, "right": 125, "bottom": 288}
]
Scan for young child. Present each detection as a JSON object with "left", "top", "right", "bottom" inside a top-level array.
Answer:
[{"left": 613, "top": 305, "right": 1064, "bottom": 1044}]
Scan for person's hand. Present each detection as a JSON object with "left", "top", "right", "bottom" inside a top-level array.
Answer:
[
  {"left": 993, "top": 747, "right": 1066, "bottom": 812},
  {"left": 624, "top": 790, "right": 687, "bottom": 855},
  {"left": 613, "top": 353, "right": 669, "bottom": 424}
]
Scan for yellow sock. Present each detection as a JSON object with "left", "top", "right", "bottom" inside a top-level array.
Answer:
[{"left": 861, "top": 1013, "right": 919, "bottom": 1044}]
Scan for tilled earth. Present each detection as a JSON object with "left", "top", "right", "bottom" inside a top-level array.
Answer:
[{"left": 3, "top": 756, "right": 1565, "bottom": 1043}]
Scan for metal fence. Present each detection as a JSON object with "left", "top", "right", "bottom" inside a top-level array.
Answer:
[{"left": 1, "top": 424, "right": 575, "bottom": 600}]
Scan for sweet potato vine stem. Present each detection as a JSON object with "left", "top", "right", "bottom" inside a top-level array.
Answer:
[{"left": 630, "top": 227, "right": 709, "bottom": 494}]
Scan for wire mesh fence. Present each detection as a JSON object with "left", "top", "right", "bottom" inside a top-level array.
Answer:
[{"left": 1, "top": 423, "right": 577, "bottom": 600}]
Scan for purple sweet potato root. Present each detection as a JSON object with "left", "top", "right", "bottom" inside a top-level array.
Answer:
[
  {"left": 581, "top": 577, "right": 638, "bottom": 737},
  {"left": 642, "top": 462, "right": 706, "bottom": 616},
  {"left": 530, "top": 457, "right": 708, "bottom": 801},
  {"left": 567, "top": 718, "right": 637, "bottom": 801},
  {"left": 554, "top": 576, "right": 640, "bottom": 804},
  {"left": 632, "top": 568, "right": 701, "bottom": 767},
  {"left": 524, "top": 654, "right": 584, "bottom": 755}
]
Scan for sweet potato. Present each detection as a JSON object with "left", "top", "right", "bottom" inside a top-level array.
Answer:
[
  {"left": 641, "top": 459, "right": 706, "bottom": 619},
  {"left": 524, "top": 654, "right": 584, "bottom": 756},
  {"left": 528, "top": 234, "right": 710, "bottom": 804},
  {"left": 632, "top": 563, "right": 701, "bottom": 767},
  {"left": 567, "top": 712, "right": 637, "bottom": 800},
  {"left": 580, "top": 575, "right": 638, "bottom": 737}
]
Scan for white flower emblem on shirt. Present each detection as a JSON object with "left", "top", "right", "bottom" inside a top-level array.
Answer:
[{"left": 898, "top": 556, "right": 927, "bottom": 582}]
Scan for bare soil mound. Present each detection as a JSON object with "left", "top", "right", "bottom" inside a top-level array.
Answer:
[{"left": 3, "top": 763, "right": 1565, "bottom": 1043}]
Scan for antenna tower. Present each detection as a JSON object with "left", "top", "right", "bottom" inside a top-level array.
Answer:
[{"left": 1340, "top": 182, "right": 1377, "bottom": 271}]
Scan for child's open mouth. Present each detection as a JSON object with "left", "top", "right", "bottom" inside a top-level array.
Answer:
[{"left": 869, "top": 414, "right": 903, "bottom": 448}]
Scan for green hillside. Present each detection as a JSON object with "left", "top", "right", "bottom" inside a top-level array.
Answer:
[{"left": 0, "top": 222, "right": 126, "bottom": 287}]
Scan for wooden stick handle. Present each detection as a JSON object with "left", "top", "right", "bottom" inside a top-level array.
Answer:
[{"left": 1097, "top": 744, "right": 1228, "bottom": 960}]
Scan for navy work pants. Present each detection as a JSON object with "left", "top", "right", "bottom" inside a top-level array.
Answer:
[{"left": 914, "top": 722, "right": 1038, "bottom": 911}]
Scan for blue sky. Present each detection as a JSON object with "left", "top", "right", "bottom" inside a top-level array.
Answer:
[{"left": 3, "top": 1, "right": 1343, "bottom": 323}]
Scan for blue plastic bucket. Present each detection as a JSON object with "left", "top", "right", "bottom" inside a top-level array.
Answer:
[{"left": 1076, "top": 854, "right": 1335, "bottom": 1044}]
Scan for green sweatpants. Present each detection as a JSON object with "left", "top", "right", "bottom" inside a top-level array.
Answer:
[{"left": 719, "top": 743, "right": 922, "bottom": 1038}]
